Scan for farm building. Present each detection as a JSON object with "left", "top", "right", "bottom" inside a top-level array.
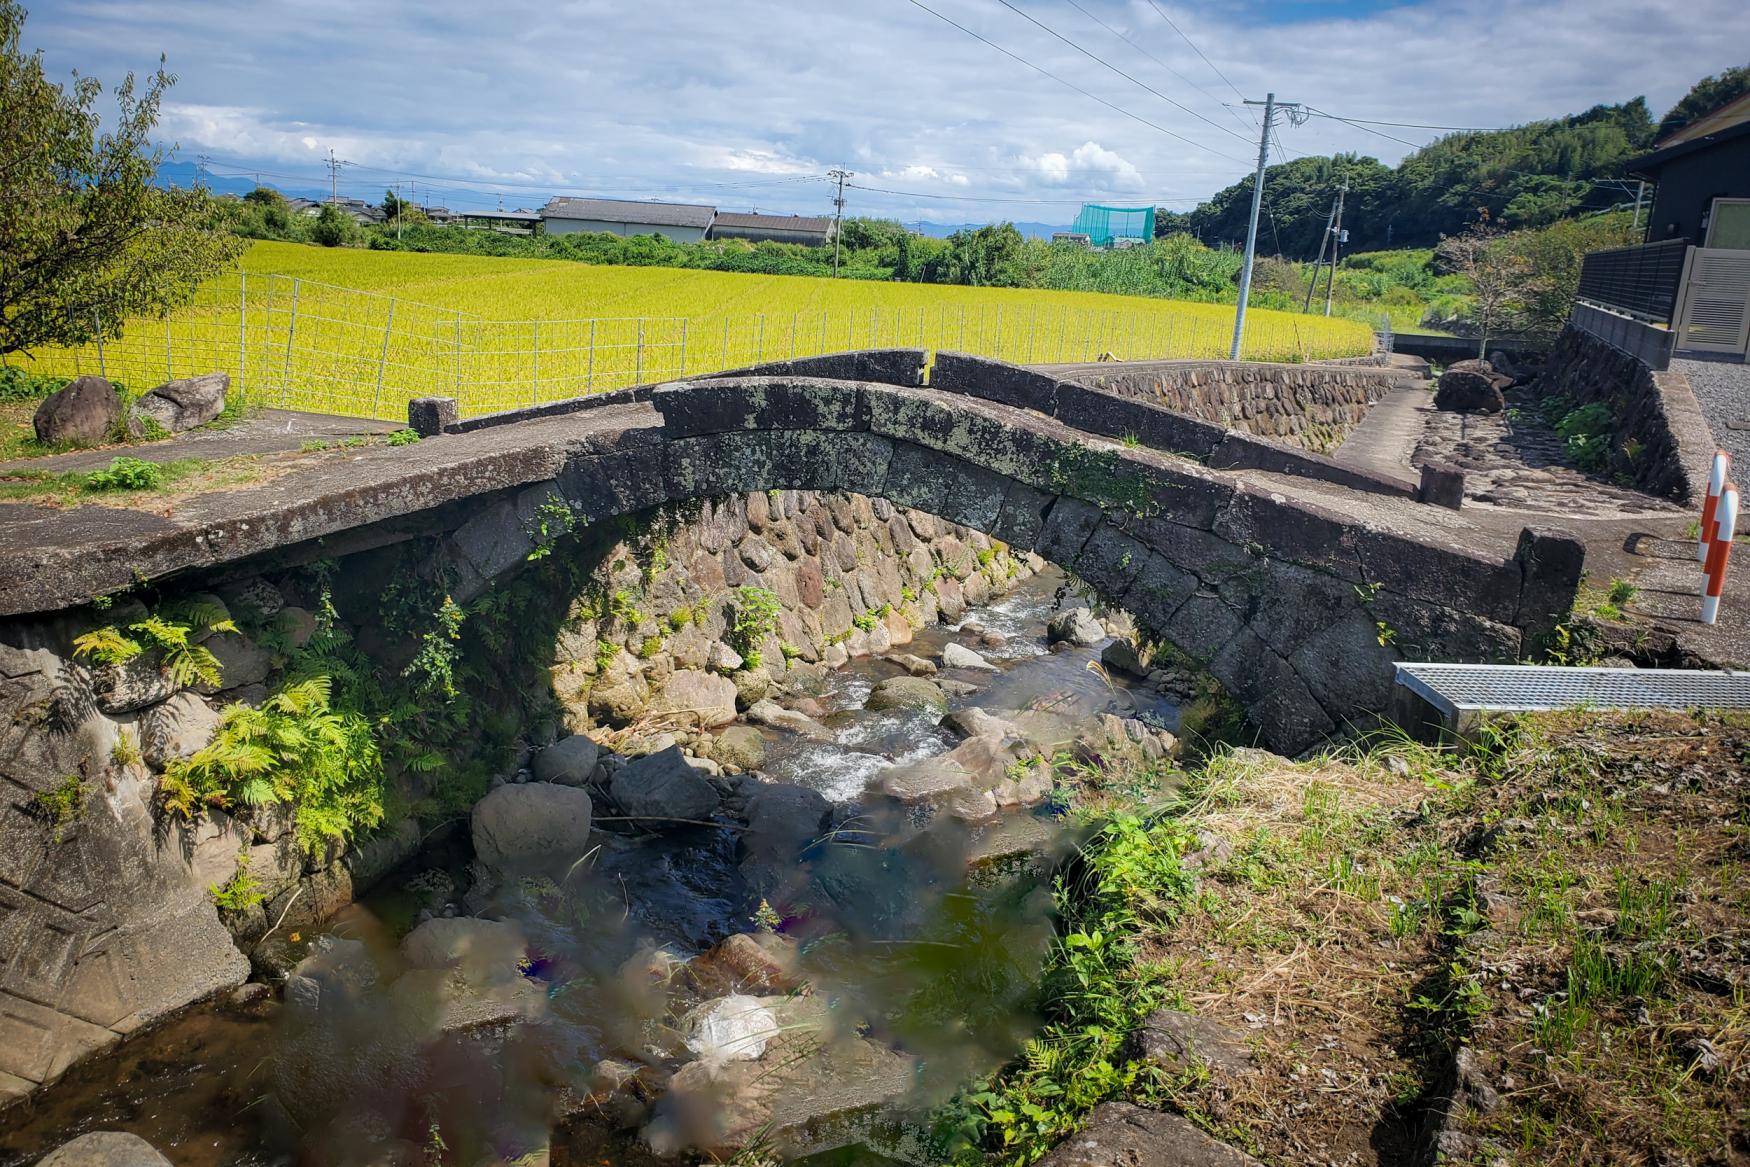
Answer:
[
  {"left": 709, "top": 212, "right": 833, "bottom": 246},
  {"left": 541, "top": 196, "right": 717, "bottom": 242}
]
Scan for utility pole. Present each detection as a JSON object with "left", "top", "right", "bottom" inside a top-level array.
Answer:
[
  {"left": 1303, "top": 193, "right": 1338, "bottom": 314},
  {"left": 326, "top": 148, "right": 341, "bottom": 204},
  {"left": 1230, "top": 93, "right": 1302, "bottom": 360},
  {"left": 1324, "top": 179, "right": 1348, "bottom": 317},
  {"left": 829, "top": 169, "right": 853, "bottom": 276},
  {"left": 1632, "top": 180, "right": 1648, "bottom": 235}
]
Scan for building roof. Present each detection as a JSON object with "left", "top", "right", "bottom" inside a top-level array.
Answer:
[
  {"left": 1629, "top": 92, "right": 1750, "bottom": 178},
  {"left": 542, "top": 197, "right": 716, "bottom": 228},
  {"left": 712, "top": 211, "right": 832, "bottom": 233}
]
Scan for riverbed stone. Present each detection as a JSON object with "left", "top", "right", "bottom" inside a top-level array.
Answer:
[
  {"left": 35, "top": 1132, "right": 173, "bottom": 1167},
  {"left": 864, "top": 675, "right": 947, "bottom": 715},
  {"left": 1100, "top": 638, "right": 1151, "bottom": 678},
  {"left": 741, "top": 780, "right": 831, "bottom": 862},
  {"left": 609, "top": 745, "right": 722, "bottom": 823},
  {"left": 1046, "top": 607, "right": 1104, "bottom": 647},
  {"left": 942, "top": 642, "right": 997, "bottom": 671},
  {"left": 532, "top": 734, "right": 600, "bottom": 786},
  {"left": 194, "top": 632, "right": 273, "bottom": 694},
  {"left": 746, "top": 698, "right": 834, "bottom": 740},
  {"left": 400, "top": 916, "right": 526, "bottom": 979},
  {"left": 647, "top": 996, "right": 917, "bottom": 1159},
  {"left": 887, "top": 652, "right": 937, "bottom": 676},
  {"left": 687, "top": 932, "right": 803, "bottom": 996},
  {"left": 1035, "top": 1102, "right": 1262, "bottom": 1166},
  {"left": 1132, "top": 1008, "right": 1255, "bottom": 1079},
  {"left": 706, "top": 725, "right": 767, "bottom": 770},
  {"left": 471, "top": 782, "right": 593, "bottom": 866}
]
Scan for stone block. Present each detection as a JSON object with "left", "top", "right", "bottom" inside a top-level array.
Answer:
[
  {"left": 1354, "top": 531, "right": 1523, "bottom": 627},
  {"left": 1417, "top": 461, "right": 1466, "bottom": 509},
  {"left": 1053, "top": 383, "right": 1227, "bottom": 459},
  {"left": 1034, "top": 497, "right": 1103, "bottom": 568},
  {"left": 1036, "top": 1102, "right": 1261, "bottom": 1167},
  {"left": 407, "top": 396, "right": 459, "bottom": 436},
  {"left": 651, "top": 378, "right": 869, "bottom": 437},
  {"left": 929, "top": 351, "right": 1060, "bottom": 414},
  {"left": 1514, "top": 526, "right": 1586, "bottom": 649}
]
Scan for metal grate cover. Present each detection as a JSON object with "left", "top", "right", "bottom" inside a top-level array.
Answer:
[{"left": 1396, "top": 663, "right": 1750, "bottom": 718}]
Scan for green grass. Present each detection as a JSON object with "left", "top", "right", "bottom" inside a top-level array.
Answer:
[{"left": 0, "top": 456, "right": 214, "bottom": 502}]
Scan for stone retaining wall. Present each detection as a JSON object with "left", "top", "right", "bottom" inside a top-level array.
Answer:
[
  {"left": 537, "top": 490, "right": 1033, "bottom": 737},
  {"left": 1044, "top": 360, "right": 1403, "bottom": 453},
  {"left": 1538, "top": 321, "right": 1713, "bottom": 502}
]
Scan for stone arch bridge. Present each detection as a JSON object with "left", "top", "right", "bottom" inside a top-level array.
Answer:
[{"left": 0, "top": 349, "right": 1582, "bottom": 756}]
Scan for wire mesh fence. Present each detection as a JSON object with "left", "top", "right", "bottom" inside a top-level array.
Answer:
[{"left": 22, "top": 271, "right": 1349, "bottom": 423}]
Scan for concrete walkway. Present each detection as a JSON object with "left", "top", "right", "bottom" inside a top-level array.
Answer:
[
  {"left": 0, "top": 410, "right": 399, "bottom": 476},
  {"left": 1674, "top": 357, "right": 1750, "bottom": 471},
  {"left": 1330, "top": 385, "right": 1429, "bottom": 480}
]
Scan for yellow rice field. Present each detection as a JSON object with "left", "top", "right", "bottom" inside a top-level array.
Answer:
[{"left": 28, "top": 241, "right": 1375, "bottom": 421}]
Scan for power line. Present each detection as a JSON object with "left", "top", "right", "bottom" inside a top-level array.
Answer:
[
  {"left": 1303, "top": 111, "right": 1513, "bottom": 132},
  {"left": 1141, "top": 0, "right": 1248, "bottom": 107},
  {"left": 1011, "top": 0, "right": 1253, "bottom": 143},
  {"left": 901, "top": 0, "right": 1247, "bottom": 165},
  {"left": 1301, "top": 106, "right": 1425, "bottom": 150},
  {"left": 1058, "top": 0, "right": 1255, "bottom": 135},
  {"left": 846, "top": 181, "right": 1104, "bottom": 206}
]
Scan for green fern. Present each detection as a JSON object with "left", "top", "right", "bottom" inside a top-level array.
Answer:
[{"left": 72, "top": 626, "right": 143, "bottom": 666}]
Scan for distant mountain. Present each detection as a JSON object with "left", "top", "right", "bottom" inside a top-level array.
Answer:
[{"left": 154, "top": 159, "right": 334, "bottom": 203}]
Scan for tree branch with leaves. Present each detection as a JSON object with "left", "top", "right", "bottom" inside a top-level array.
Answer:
[{"left": 0, "top": 0, "right": 244, "bottom": 358}]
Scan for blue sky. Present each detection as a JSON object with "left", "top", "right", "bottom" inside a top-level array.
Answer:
[{"left": 18, "top": 0, "right": 1749, "bottom": 226}]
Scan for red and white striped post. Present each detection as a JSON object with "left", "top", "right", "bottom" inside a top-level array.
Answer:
[
  {"left": 1702, "top": 484, "right": 1738, "bottom": 625},
  {"left": 1700, "top": 450, "right": 1732, "bottom": 562}
]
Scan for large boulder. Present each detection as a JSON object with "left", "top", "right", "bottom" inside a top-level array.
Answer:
[
  {"left": 126, "top": 372, "right": 228, "bottom": 436},
  {"left": 32, "top": 375, "right": 120, "bottom": 447},
  {"left": 609, "top": 745, "right": 721, "bottom": 824},
  {"left": 746, "top": 698, "right": 834, "bottom": 741},
  {"left": 35, "top": 1132, "right": 172, "bottom": 1167},
  {"left": 863, "top": 675, "right": 947, "bottom": 715},
  {"left": 1046, "top": 607, "right": 1105, "bottom": 647},
  {"left": 533, "top": 734, "right": 600, "bottom": 786},
  {"left": 706, "top": 724, "right": 767, "bottom": 770},
  {"left": 470, "top": 781, "right": 593, "bottom": 866},
  {"left": 1434, "top": 365, "right": 1505, "bottom": 414}
]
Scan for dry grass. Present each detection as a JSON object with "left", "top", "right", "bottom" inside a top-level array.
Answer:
[{"left": 1104, "top": 715, "right": 1748, "bottom": 1167}]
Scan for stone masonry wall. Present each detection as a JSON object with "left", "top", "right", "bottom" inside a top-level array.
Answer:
[
  {"left": 1538, "top": 322, "right": 1713, "bottom": 502},
  {"left": 545, "top": 490, "right": 1033, "bottom": 739},
  {"left": 1050, "top": 361, "right": 1402, "bottom": 453}
]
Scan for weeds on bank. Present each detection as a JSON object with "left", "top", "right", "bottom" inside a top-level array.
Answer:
[{"left": 935, "top": 712, "right": 1748, "bottom": 1166}]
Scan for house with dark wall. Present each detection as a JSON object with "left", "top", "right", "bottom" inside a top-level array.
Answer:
[
  {"left": 1631, "top": 91, "right": 1750, "bottom": 250},
  {"left": 541, "top": 197, "right": 717, "bottom": 243},
  {"left": 707, "top": 212, "right": 832, "bottom": 246}
]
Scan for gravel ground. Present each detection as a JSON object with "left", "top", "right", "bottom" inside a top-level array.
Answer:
[{"left": 1674, "top": 357, "right": 1750, "bottom": 470}]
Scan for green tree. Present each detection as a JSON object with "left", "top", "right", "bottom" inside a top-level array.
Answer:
[
  {"left": 242, "top": 185, "right": 282, "bottom": 207},
  {"left": 1435, "top": 217, "right": 1539, "bottom": 357},
  {"left": 1656, "top": 63, "right": 1750, "bottom": 140},
  {"left": 926, "top": 223, "right": 1025, "bottom": 287},
  {"left": 309, "top": 202, "right": 357, "bottom": 247},
  {"left": 1505, "top": 211, "right": 1638, "bottom": 328},
  {"left": 0, "top": 0, "right": 244, "bottom": 358},
  {"left": 381, "top": 187, "right": 408, "bottom": 220}
]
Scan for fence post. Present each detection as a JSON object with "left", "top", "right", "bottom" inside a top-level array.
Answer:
[
  {"left": 93, "top": 312, "right": 107, "bottom": 378},
  {"left": 372, "top": 298, "right": 396, "bottom": 417},
  {"left": 532, "top": 320, "right": 541, "bottom": 406},
  {"left": 587, "top": 319, "right": 596, "bottom": 392},
  {"left": 995, "top": 305, "right": 1003, "bottom": 357},
  {"left": 281, "top": 279, "right": 300, "bottom": 407},
  {"left": 958, "top": 307, "right": 965, "bottom": 351},
  {"left": 722, "top": 318, "right": 730, "bottom": 370},
  {"left": 165, "top": 317, "right": 173, "bottom": 381},
  {"left": 756, "top": 314, "right": 765, "bottom": 362},
  {"left": 820, "top": 311, "right": 827, "bottom": 356},
  {"left": 636, "top": 318, "right": 645, "bottom": 384},
  {"left": 790, "top": 313, "right": 797, "bottom": 358},
  {"left": 680, "top": 318, "right": 689, "bottom": 377},
  {"left": 237, "top": 273, "right": 247, "bottom": 401}
]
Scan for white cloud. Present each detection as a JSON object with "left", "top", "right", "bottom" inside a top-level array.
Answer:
[{"left": 21, "top": 0, "right": 1750, "bottom": 225}]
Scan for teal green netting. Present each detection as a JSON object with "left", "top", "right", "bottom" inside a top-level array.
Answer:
[{"left": 1069, "top": 204, "right": 1155, "bottom": 247}]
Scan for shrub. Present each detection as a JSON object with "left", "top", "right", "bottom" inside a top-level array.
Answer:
[
  {"left": 159, "top": 676, "right": 385, "bottom": 856},
  {"left": 83, "top": 456, "right": 164, "bottom": 491}
]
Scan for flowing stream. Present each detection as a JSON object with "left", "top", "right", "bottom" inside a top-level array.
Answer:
[{"left": 0, "top": 568, "right": 1179, "bottom": 1167}]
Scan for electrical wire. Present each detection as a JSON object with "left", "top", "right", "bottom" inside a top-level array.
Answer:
[
  {"left": 901, "top": 0, "right": 1248, "bottom": 165},
  {"left": 1054, "top": 0, "right": 1256, "bottom": 138},
  {"left": 1140, "top": 0, "right": 1249, "bottom": 110}
]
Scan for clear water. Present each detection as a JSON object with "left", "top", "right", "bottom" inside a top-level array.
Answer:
[{"left": 0, "top": 568, "right": 1174, "bottom": 1167}]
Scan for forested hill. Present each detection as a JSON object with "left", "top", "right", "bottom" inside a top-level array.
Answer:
[{"left": 1161, "top": 98, "right": 1659, "bottom": 256}]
